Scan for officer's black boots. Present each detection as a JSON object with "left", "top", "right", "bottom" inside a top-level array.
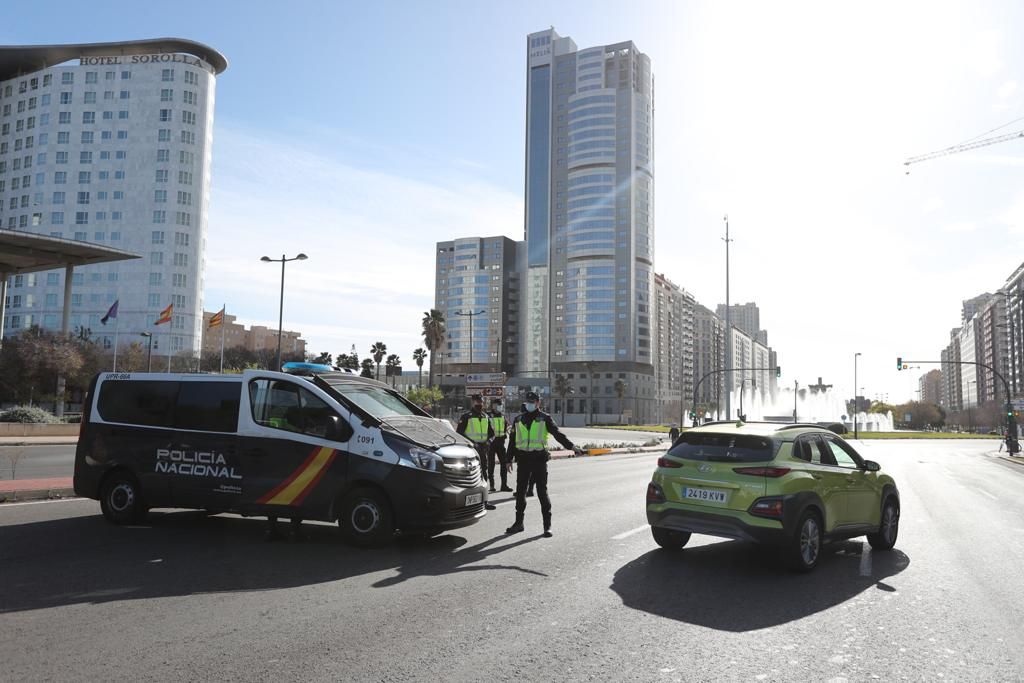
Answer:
[{"left": 506, "top": 515, "right": 525, "bottom": 534}]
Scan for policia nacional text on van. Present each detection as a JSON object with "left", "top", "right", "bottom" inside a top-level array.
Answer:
[{"left": 73, "top": 368, "right": 489, "bottom": 545}]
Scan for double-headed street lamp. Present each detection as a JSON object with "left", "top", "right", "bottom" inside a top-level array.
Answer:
[
  {"left": 260, "top": 253, "right": 308, "bottom": 372},
  {"left": 140, "top": 332, "right": 154, "bottom": 372},
  {"left": 453, "top": 309, "right": 485, "bottom": 367}
]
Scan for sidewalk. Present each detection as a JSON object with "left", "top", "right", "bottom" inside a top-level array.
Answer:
[
  {"left": 0, "top": 436, "right": 79, "bottom": 447},
  {"left": 0, "top": 476, "right": 75, "bottom": 502}
]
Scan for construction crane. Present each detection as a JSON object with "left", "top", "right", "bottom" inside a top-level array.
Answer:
[{"left": 904, "top": 128, "right": 1024, "bottom": 171}]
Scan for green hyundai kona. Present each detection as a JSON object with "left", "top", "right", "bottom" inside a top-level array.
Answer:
[{"left": 646, "top": 422, "right": 900, "bottom": 571}]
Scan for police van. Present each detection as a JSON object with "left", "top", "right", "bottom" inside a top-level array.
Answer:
[{"left": 73, "top": 369, "right": 487, "bottom": 545}]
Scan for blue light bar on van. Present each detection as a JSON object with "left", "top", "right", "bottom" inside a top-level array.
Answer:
[{"left": 282, "top": 362, "right": 335, "bottom": 374}]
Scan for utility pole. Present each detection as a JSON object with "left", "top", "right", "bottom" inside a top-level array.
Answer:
[
  {"left": 793, "top": 379, "right": 798, "bottom": 423},
  {"left": 723, "top": 215, "right": 733, "bottom": 420}
]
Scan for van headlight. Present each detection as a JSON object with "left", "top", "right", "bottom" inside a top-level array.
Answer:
[{"left": 400, "top": 446, "right": 443, "bottom": 472}]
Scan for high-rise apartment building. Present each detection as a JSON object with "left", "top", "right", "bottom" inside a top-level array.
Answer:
[
  {"left": 1003, "top": 263, "right": 1024, "bottom": 398},
  {"left": 653, "top": 273, "right": 694, "bottom": 424},
  {"left": 919, "top": 369, "right": 942, "bottom": 405},
  {"left": 717, "top": 302, "right": 767, "bottom": 345},
  {"left": 434, "top": 236, "right": 519, "bottom": 380},
  {"left": 524, "top": 28, "right": 655, "bottom": 422},
  {"left": 693, "top": 304, "right": 724, "bottom": 415},
  {"left": 0, "top": 39, "right": 226, "bottom": 354}
]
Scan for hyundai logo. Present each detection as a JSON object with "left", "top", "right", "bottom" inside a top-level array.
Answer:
[{"left": 698, "top": 463, "right": 713, "bottom": 473}]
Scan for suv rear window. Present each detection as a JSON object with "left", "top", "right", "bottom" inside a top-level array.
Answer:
[{"left": 666, "top": 432, "right": 777, "bottom": 463}]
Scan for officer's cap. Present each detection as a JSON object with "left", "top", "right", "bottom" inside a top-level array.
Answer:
[
  {"left": 470, "top": 394, "right": 483, "bottom": 402},
  {"left": 525, "top": 390, "right": 540, "bottom": 401}
]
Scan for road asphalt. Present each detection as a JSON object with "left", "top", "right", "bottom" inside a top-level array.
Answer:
[{"left": 1, "top": 440, "right": 1023, "bottom": 681}]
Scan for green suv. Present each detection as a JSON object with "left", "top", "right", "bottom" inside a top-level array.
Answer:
[{"left": 646, "top": 422, "right": 900, "bottom": 571}]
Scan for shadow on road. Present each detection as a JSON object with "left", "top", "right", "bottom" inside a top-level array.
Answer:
[
  {"left": 610, "top": 539, "right": 910, "bottom": 632},
  {"left": 0, "top": 509, "right": 545, "bottom": 614}
]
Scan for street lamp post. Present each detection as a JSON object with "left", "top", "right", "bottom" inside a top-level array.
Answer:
[
  {"left": 453, "top": 309, "right": 485, "bottom": 367},
  {"left": 854, "top": 352, "right": 861, "bottom": 439},
  {"left": 722, "top": 214, "right": 733, "bottom": 421},
  {"left": 260, "top": 253, "right": 308, "bottom": 371},
  {"left": 967, "top": 379, "right": 977, "bottom": 433},
  {"left": 140, "top": 332, "right": 153, "bottom": 372}
]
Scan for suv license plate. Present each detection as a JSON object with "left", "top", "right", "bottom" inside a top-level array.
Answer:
[
  {"left": 684, "top": 487, "right": 727, "bottom": 504},
  {"left": 465, "top": 493, "right": 482, "bottom": 506}
]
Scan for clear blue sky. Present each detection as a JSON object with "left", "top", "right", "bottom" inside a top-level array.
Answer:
[{"left": 8, "top": 1, "right": 1024, "bottom": 403}]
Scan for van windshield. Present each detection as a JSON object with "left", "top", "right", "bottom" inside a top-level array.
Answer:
[
  {"left": 666, "top": 432, "right": 777, "bottom": 463},
  {"left": 329, "top": 384, "right": 418, "bottom": 419}
]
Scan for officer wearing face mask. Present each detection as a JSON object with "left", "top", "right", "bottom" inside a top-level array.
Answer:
[
  {"left": 456, "top": 394, "right": 497, "bottom": 510},
  {"left": 506, "top": 391, "right": 581, "bottom": 537}
]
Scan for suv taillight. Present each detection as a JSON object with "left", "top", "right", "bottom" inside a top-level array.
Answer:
[
  {"left": 749, "top": 497, "right": 784, "bottom": 518},
  {"left": 733, "top": 466, "right": 791, "bottom": 478},
  {"left": 646, "top": 482, "right": 666, "bottom": 504},
  {"left": 657, "top": 457, "right": 682, "bottom": 468}
]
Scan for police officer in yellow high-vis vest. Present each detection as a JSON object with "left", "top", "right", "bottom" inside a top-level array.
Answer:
[
  {"left": 456, "top": 394, "right": 497, "bottom": 510},
  {"left": 506, "top": 391, "right": 581, "bottom": 537},
  {"left": 487, "top": 398, "right": 512, "bottom": 493}
]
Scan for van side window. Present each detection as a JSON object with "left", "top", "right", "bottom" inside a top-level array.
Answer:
[
  {"left": 176, "top": 381, "right": 241, "bottom": 432},
  {"left": 249, "top": 379, "right": 346, "bottom": 439},
  {"left": 97, "top": 380, "right": 178, "bottom": 427}
]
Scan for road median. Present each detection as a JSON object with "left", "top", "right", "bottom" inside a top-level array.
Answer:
[{"left": 0, "top": 477, "right": 76, "bottom": 503}]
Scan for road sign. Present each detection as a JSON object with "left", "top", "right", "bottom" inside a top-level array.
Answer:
[
  {"left": 467, "top": 372, "right": 506, "bottom": 385},
  {"left": 479, "top": 387, "right": 505, "bottom": 398}
]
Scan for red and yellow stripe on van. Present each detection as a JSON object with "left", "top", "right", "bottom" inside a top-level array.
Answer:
[{"left": 257, "top": 446, "right": 337, "bottom": 506}]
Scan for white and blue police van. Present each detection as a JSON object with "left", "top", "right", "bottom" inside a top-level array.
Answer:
[{"left": 73, "top": 369, "right": 486, "bottom": 545}]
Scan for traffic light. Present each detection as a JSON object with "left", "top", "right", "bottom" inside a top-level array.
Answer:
[
  {"left": 896, "top": 356, "right": 902, "bottom": 371},
  {"left": 775, "top": 365, "right": 781, "bottom": 378}
]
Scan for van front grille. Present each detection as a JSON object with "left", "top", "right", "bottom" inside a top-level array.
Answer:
[
  {"left": 444, "top": 459, "right": 481, "bottom": 488},
  {"left": 446, "top": 502, "right": 485, "bottom": 521}
]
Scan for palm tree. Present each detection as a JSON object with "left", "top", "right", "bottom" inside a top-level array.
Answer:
[
  {"left": 554, "top": 374, "right": 572, "bottom": 425},
  {"left": 412, "top": 347, "right": 427, "bottom": 387},
  {"left": 421, "top": 309, "right": 446, "bottom": 388},
  {"left": 359, "top": 358, "right": 375, "bottom": 378},
  {"left": 614, "top": 379, "right": 626, "bottom": 424},
  {"left": 370, "top": 341, "right": 387, "bottom": 381},
  {"left": 385, "top": 354, "right": 401, "bottom": 387}
]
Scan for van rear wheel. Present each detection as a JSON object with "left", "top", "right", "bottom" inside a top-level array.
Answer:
[
  {"left": 99, "top": 471, "right": 146, "bottom": 525},
  {"left": 338, "top": 487, "right": 394, "bottom": 547}
]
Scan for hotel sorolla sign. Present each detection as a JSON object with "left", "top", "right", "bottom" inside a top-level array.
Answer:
[{"left": 79, "top": 52, "right": 213, "bottom": 73}]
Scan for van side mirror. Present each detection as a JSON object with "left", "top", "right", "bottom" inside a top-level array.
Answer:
[
  {"left": 326, "top": 415, "right": 352, "bottom": 442},
  {"left": 862, "top": 459, "right": 880, "bottom": 472}
]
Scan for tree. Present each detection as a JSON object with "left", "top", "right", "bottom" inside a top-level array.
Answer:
[
  {"left": 421, "top": 309, "right": 446, "bottom": 388},
  {"left": 311, "top": 351, "right": 332, "bottom": 366},
  {"left": 385, "top": 354, "right": 402, "bottom": 387},
  {"left": 406, "top": 386, "right": 443, "bottom": 411},
  {"left": 554, "top": 374, "right": 572, "bottom": 425},
  {"left": 614, "top": 379, "right": 626, "bottom": 424},
  {"left": 337, "top": 345, "right": 359, "bottom": 371},
  {"left": 412, "top": 347, "right": 427, "bottom": 387},
  {"left": 370, "top": 341, "right": 387, "bottom": 381},
  {"left": 360, "top": 358, "right": 375, "bottom": 378}
]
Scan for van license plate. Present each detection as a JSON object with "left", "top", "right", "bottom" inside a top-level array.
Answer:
[
  {"left": 684, "top": 487, "right": 727, "bottom": 504},
  {"left": 465, "top": 493, "right": 482, "bottom": 506}
]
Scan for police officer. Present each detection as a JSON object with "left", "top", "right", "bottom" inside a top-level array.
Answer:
[
  {"left": 488, "top": 399, "right": 513, "bottom": 493},
  {"left": 506, "top": 391, "right": 580, "bottom": 538},
  {"left": 456, "top": 394, "right": 497, "bottom": 510}
]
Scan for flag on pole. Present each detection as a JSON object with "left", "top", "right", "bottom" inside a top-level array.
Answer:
[
  {"left": 208, "top": 307, "right": 225, "bottom": 329},
  {"left": 100, "top": 300, "right": 119, "bottom": 325},
  {"left": 155, "top": 303, "right": 173, "bottom": 326}
]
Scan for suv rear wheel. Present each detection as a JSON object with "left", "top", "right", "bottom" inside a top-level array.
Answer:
[
  {"left": 652, "top": 527, "right": 691, "bottom": 551},
  {"left": 866, "top": 498, "right": 899, "bottom": 551},
  {"left": 787, "top": 510, "right": 822, "bottom": 572}
]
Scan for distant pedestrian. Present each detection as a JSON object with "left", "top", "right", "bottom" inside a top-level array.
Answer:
[
  {"left": 506, "top": 391, "right": 581, "bottom": 538},
  {"left": 456, "top": 394, "right": 497, "bottom": 510},
  {"left": 668, "top": 424, "right": 680, "bottom": 443}
]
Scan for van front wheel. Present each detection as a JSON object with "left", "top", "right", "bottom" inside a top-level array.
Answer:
[
  {"left": 338, "top": 487, "right": 394, "bottom": 546},
  {"left": 99, "top": 471, "right": 146, "bottom": 525}
]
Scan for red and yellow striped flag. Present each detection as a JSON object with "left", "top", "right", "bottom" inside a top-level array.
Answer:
[
  {"left": 208, "top": 307, "right": 225, "bottom": 330},
  {"left": 155, "top": 303, "right": 173, "bottom": 326}
]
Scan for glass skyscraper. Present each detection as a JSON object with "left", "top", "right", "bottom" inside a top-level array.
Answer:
[{"left": 524, "top": 28, "right": 656, "bottom": 422}]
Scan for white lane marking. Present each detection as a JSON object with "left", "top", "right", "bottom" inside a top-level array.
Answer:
[
  {"left": 973, "top": 487, "right": 997, "bottom": 500},
  {"left": 612, "top": 524, "right": 649, "bottom": 540},
  {"left": 859, "top": 543, "right": 872, "bottom": 577},
  {"left": 0, "top": 497, "right": 84, "bottom": 508}
]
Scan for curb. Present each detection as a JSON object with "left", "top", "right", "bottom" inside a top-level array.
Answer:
[
  {"left": 0, "top": 441, "right": 79, "bottom": 447},
  {"left": 550, "top": 444, "right": 664, "bottom": 460},
  {"left": 998, "top": 455, "right": 1024, "bottom": 467},
  {"left": 0, "top": 487, "right": 77, "bottom": 504}
]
